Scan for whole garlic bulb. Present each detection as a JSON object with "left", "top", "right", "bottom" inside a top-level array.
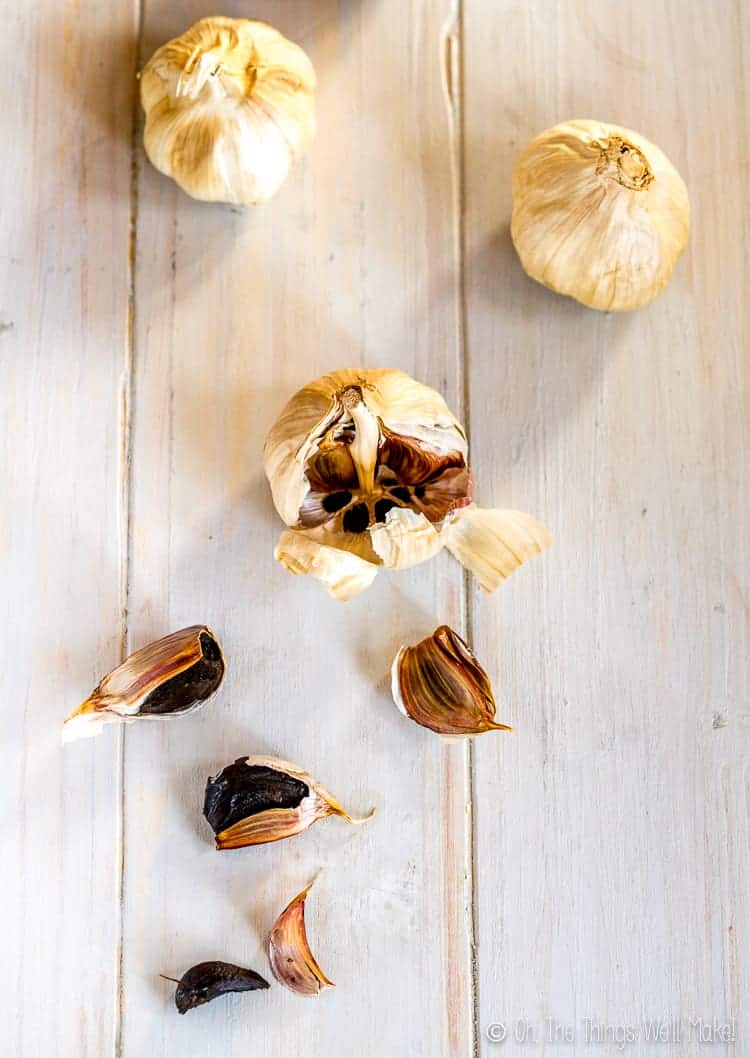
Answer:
[
  {"left": 511, "top": 120, "right": 690, "bottom": 311},
  {"left": 140, "top": 17, "right": 316, "bottom": 205},
  {"left": 264, "top": 369, "right": 551, "bottom": 600}
]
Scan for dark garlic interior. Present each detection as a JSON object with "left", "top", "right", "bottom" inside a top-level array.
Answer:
[
  {"left": 139, "top": 631, "right": 225, "bottom": 715},
  {"left": 298, "top": 387, "right": 472, "bottom": 536},
  {"left": 204, "top": 758, "right": 309, "bottom": 836}
]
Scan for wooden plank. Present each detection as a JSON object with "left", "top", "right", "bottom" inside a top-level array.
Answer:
[
  {"left": 463, "top": 2, "right": 749, "bottom": 1055},
  {"left": 122, "top": 3, "right": 473, "bottom": 1057},
  {"left": 0, "top": 1, "right": 137, "bottom": 1056}
]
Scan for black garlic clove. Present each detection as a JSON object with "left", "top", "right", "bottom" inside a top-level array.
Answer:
[
  {"left": 63, "top": 626, "right": 225, "bottom": 741},
  {"left": 163, "top": 961, "right": 269, "bottom": 1015},
  {"left": 203, "top": 755, "right": 374, "bottom": 849}
]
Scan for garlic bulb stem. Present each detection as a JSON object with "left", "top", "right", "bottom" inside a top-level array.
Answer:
[
  {"left": 177, "top": 49, "right": 224, "bottom": 100},
  {"left": 345, "top": 391, "right": 380, "bottom": 495},
  {"left": 594, "top": 135, "right": 653, "bottom": 189}
]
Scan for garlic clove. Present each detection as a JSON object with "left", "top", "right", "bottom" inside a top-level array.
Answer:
[
  {"left": 391, "top": 625, "right": 511, "bottom": 736},
  {"left": 62, "top": 626, "right": 224, "bottom": 742},
  {"left": 203, "top": 756, "right": 374, "bottom": 850},
  {"left": 369, "top": 508, "right": 445, "bottom": 570},
  {"left": 141, "top": 17, "right": 316, "bottom": 205},
  {"left": 268, "top": 881, "right": 334, "bottom": 996},
  {"left": 443, "top": 506, "right": 552, "bottom": 592},
  {"left": 162, "top": 961, "right": 269, "bottom": 1015},
  {"left": 274, "top": 529, "right": 379, "bottom": 600},
  {"left": 511, "top": 119, "right": 690, "bottom": 311}
]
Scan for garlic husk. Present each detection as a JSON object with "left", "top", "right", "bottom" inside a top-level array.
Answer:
[
  {"left": 140, "top": 17, "right": 315, "bottom": 205},
  {"left": 268, "top": 881, "right": 334, "bottom": 996},
  {"left": 203, "top": 756, "right": 374, "bottom": 849},
  {"left": 274, "top": 529, "right": 378, "bottom": 601},
  {"left": 369, "top": 508, "right": 444, "bottom": 570},
  {"left": 62, "top": 626, "right": 224, "bottom": 742},
  {"left": 392, "top": 625, "right": 511, "bottom": 736},
  {"left": 511, "top": 119, "right": 690, "bottom": 311},
  {"left": 443, "top": 506, "right": 552, "bottom": 593}
]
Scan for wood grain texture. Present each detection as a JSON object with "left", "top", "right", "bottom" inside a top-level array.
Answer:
[
  {"left": 121, "top": 3, "right": 472, "bottom": 1057},
  {"left": 463, "top": 2, "right": 749, "bottom": 1055},
  {"left": 0, "top": 2, "right": 137, "bottom": 1057}
]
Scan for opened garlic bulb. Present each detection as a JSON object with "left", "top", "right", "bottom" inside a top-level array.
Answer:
[
  {"left": 140, "top": 17, "right": 315, "bottom": 205},
  {"left": 264, "top": 369, "right": 551, "bottom": 599},
  {"left": 511, "top": 120, "right": 689, "bottom": 311}
]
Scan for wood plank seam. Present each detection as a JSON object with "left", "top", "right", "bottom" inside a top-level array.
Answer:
[
  {"left": 114, "top": 3, "right": 144, "bottom": 1056},
  {"left": 441, "top": 2, "right": 481, "bottom": 1056}
]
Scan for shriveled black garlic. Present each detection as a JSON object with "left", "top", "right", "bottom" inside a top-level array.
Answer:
[
  {"left": 162, "top": 961, "right": 269, "bottom": 1014},
  {"left": 63, "top": 626, "right": 225, "bottom": 741},
  {"left": 204, "top": 755, "right": 374, "bottom": 849}
]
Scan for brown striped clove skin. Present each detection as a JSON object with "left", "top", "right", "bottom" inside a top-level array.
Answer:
[
  {"left": 268, "top": 881, "right": 334, "bottom": 996},
  {"left": 391, "top": 625, "right": 512, "bottom": 736},
  {"left": 62, "top": 626, "right": 224, "bottom": 742}
]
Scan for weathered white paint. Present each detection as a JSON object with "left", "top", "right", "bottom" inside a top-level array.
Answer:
[
  {"left": 2, "top": 2, "right": 747, "bottom": 1057},
  {"left": 464, "top": 3, "right": 749, "bottom": 1056},
  {"left": 0, "top": 2, "right": 138, "bottom": 1056},
  {"left": 120, "top": 4, "right": 471, "bottom": 1058}
]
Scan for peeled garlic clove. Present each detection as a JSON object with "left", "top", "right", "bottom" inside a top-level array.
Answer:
[
  {"left": 62, "top": 626, "right": 225, "bottom": 742},
  {"left": 443, "top": 505, "right": 552, "bottom": 593},
  {"left": 392, "top": 624, "right": 511, "bottom": 736},
  {"left": 203, "top": 756, "right": 374, "bottom": 849},
  {"left": 511, "top": 119, "right": 690, "bottom": 311},
  {"left": 141, "top": 17, "right": 315, "bottom": 205},
  {"left": 268, "top": 881, "right": 334, "bottom": 996},
  {"left": 162, "top": 961, "right": 269, "bottom": 1015}
]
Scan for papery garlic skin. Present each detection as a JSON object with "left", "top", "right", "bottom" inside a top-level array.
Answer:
[
  {"left": 141, "top": 17, "right": 316, "bottom": 205},
  {"left": 268, "top": 881, "right": 334, "bottom": 996},
  {"left": 392, "top": 625, "right": 511, "bottom": 736},
  {"left": 203, "top": 755, "right": 374, "bottom": 849},
  {"left": 443, "top": 507, "right": 552, "bottom": 593},
  {"left": 275, "top": 529, "right": 379, "bottom": 601},
  {"left": 511, "top": 120, "right": 690, "bottom": 311},
  {"left": 62, "top": 626, "right": 224, "bottom": 742},
  {"left": 264, "top": 368, "right": 551, "bottom": 598}
]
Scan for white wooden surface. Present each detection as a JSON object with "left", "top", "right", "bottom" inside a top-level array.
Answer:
[{"left": 1, "top": 3, "right": 747, "bottom": 1058}]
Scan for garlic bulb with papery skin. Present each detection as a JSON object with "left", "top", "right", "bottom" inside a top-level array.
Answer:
[
  {"left": 140, "top": 17, "right": 315, "bottom": 205},
  {"left": 263, "top": 368, "right": 551, "bottom": 599},
  {"left": 511, "top": 120, "right": 690, "bottom": 311}
]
